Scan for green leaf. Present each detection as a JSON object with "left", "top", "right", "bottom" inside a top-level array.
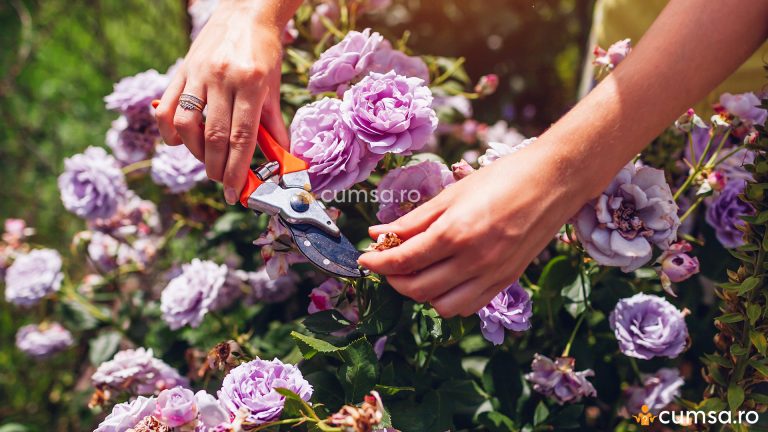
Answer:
[
  {"left": 561, "top": 272, "right": 591, "bottom": 318},
  {"left": 749, "top": 360, "right": 768, "bottom": 378},
  {"left": 476, "top": 412, "right": 517, "bottom": 431},
  {"left": 728, "top": 384, "right": 745, "bottom": 410},
  {"left": 290, "top": 331, "right": 342, "bottom": 359},
  {"left": 302, "top": 310, "right": 352, "bottom": 334},
  {"left": 89, "top": 331, "right": 122, "bottom": 366},
  {"left": 716, "top": 312, "right": 745, "bottom": 324},
  {"left": 357, "top": 284, "right": 403, "bottom": 336},
  {"left": 750, "top": 330, "right": 768, "bottom": 355},
  {"left": 738, "top": 276, "right": 761, "bottom": 295},
  {"left": 697, "top": 397, "right": 728, "bottom": 412},
  {"left": 549, "top": 404, "right": 584, "bottom": 429},
  {"left": 537, "top": 255, "right": 577, "bottom": 299},
  {"left": 753, "top": 210, "right": 768, "bottom": 224},
  {"left": 751, "top": 393, "right": 768, "bottom": 404},
  {"left": 703, "top": 353, "right": 732, "bottom": 368},
  {"left": 747, "top": 303, "right": 762, "bottom": 326},
  {"left": 338, "top": 338, "right": 378, "bottom": 402},
  {"left": 0, "top": 425, "right": 29, "bottom": 432},
  {"left": 374, "top": 384, "right": 415, "bottom": 396},
  {"left": 275, "top": 387, "right": 318, "bottom": 420},
  {"left": 533, "top": 401, "right": 550, "bottom": 426}
]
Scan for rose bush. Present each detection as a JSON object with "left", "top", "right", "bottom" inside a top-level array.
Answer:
[{"left": 1, "top": 2, "right": 767, "bottom": 431}]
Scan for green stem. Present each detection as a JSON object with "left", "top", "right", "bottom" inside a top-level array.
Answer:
[
  {"left": 561, "top": 312, "right": 586, "bottom": 357},
  {"left": 629, "top": 357, "right": 643, "bottom": 380},
  {"left": 432, "top": 57, "right": 466, "bottom": 86},
  {"left": 679, "top": 196, "right": 705, "bottom": 224},
  {"left": 704, "top": 129, "right": 733, "bottom": 168},
  {"left": 121, "top": 159, "right": 152, "bottom": 175}
]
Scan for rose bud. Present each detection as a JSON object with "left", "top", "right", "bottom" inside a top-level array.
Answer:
[
  {"left": 656, "top": 241, "right": 700, "bottom": 296},
  {"left": 474, "top": 74, "right": 499, "bottom": 96},
  {"left": 706, "top": 170, "right": 727, "bottom": 192},
  {"left": 451, "top": 159, "right": 476, "bottom": 180}
]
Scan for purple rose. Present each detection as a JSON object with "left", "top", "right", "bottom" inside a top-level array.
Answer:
[
  {"left": 625, "top": 367, "right": 684, "bottom": 415},
  {"left": 369, "top": 40, "right": 430, "bottom": 83},
  {"left": 4, "top": 249, "right": 63, "bottom": 307},
  {"left": 574, "top": 162, "right": 680, "bottom": 272},
  {"left": 609, "top": 293, "right": 689, "bottom": 360},
  {"left": 155, "top": 386, "right": 197, "bottom": 427},
  {"left": 477, "top": 281, "right": 532, "bottom": 345},
  {"left": 719, "top": 92, "right": 767, "bottom": 126},
  {"left": 15, "top": 322, "right": 73, "bottom": 359},
  {"left": 94, "top": 395, "right": 157, "bottom": 432},
  {"left": 151, "top": 144, "right": 208, "bottom": 193},
  {"left": 308, "top": 278, "right": 359, "bottom": 323},
  {"left": 525, "top": 354, "right": 596, "bottom": 405},
  {"left": 290, "top": 98, "right": 382, "bottom": 193},
  {"left": 106, "top": 113, "right": 159, "bottom": 166},
  {"left": 234, "top": 268, "right": 297, "bottom": 304},
  {"left": 91, "top": 347, "right": 189, "bottom": 396},
  {"left": 341, "top": 70, "right": 437, "bottom": 155},
  {"left": 161, "top": 259, "right": 240, "bottom": 330},
  {"left": 89, "top": 191, "right": 160, "bottom": 241},
  {"left": 705, "top": 180, "right": 754, "bottom": 248},
  {"left": 308, "top": 28, "right": 384, "bottom": 95},
  {"left": 58, "top": 146, "right": 128, "bottom": 220},
  {"left": 105, "top": 69, "right": 169, "bottom": 116},
  {"left": 376, "top": 160, "right": 455, "bottom": 223},
  {"left": 218, "top": 358, "right": 313, "bottom": 425}
]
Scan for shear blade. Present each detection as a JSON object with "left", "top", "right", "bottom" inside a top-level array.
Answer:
[{"left": 284, "top": 222, "right": 365, "bottom": 278}]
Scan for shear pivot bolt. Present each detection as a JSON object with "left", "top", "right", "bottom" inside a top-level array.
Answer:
[{"left": 290, "top": 192, "right": 311, "bottom": 213}]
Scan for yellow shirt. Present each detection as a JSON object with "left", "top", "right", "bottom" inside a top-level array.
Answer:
[{"left": 592, "top": 0, "right": 767, "bottom": 113}]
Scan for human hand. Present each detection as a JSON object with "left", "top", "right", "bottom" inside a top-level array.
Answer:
[
  {"left": 358, "top": 142, "right": 592, "bottom": 317},
  {"left": 155, "top": 0, "right": 290, "bottom": 205}
]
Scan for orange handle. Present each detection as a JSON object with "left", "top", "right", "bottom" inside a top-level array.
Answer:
[
  {"left": 239, "top": 125, "right": 309, "bottom": 207},
  {"left": 256, "top": 124, "right": 308, "bottom": 175}
]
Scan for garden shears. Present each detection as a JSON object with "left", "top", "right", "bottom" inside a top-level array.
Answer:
[{"left": 238, "top": 125, "right": 366, "bottom": 278}]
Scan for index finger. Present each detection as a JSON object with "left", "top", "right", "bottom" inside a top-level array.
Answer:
[
  {"left": 223, "top": 86, "right": 266, "bottom": 204},
  {"left": 155, "top": 67, "right": 186, "bottom": 145},
  {"left": 358, "top": 222, "right": 455, "bottom": 275}
]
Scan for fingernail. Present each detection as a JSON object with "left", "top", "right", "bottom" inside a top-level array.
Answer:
[
  {"left": 151, "top": 99, "right": 160, "bottom": 108},
  {"left": 224, "top": 187, "right": 237, "bottom": 205},
  {"left": 369, "top": 224, "right": 386, "bottom": 230}
]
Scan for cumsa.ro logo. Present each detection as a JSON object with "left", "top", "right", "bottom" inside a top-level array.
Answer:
[{"left": 631, "top": 404, "right": 760, "bottom": 426}]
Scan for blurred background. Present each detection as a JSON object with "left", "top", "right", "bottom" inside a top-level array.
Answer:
[{"left": 0, "top": 0, "right": 594, "bottom": 429}]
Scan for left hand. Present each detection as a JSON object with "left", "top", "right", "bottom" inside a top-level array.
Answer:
[{"left": 358, "top": 140, "right": 591, "bottom": 317}]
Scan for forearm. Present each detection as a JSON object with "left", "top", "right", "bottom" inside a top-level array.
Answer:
[
  {"left": 219, "top": 0, "right": 303, "bottom": 28},
  {"left": 545, "top": 0, "right": 768, "bottom": 200}
]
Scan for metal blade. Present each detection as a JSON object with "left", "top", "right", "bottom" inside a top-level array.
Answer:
[{"left": 284, "top": 221, "right": 366, "bottom": 278}]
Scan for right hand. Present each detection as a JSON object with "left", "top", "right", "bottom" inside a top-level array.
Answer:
[{"left": 155, "top": 0, "right": 290, "bottom": 205}]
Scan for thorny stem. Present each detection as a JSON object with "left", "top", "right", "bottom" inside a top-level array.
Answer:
[{"left": 733, "top": 229, "right": 767, "bottom": 383}]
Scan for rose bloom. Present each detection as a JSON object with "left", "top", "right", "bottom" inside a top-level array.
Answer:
[
  {"left": 308, "top": 28, "right": 384, "bottom": 95},
  {"left": 657, "top": 241, "right": 700, "bottom": 295},
  {"left": 477, "top": 281, "right": 532, "bottom": 345},
  {"left": 161, "top": 259, "right": 240, "bottom": 330},
  {"left": 705, "top": 180, "right": 754, "bottom": 248},
  {"left": 4, "top": 249, "right": 63, "bottom": 307},
  {"left": 574, "top": 161, "right": 679, "bottom": 272},
  {"left": 478, "top": 137, "right": 536, "bottom": 167},
  {"left": 104, "top": 68, "right": 169, "bottom": 116},
  {"left": 154, "top": 386, "right": 197, "bottom": 427},
  {"left": 609, "top": 293, "right": 689, "bottom": 360},
  {"left": 719, "top": 92, "right": 767, "bottom": 126},
  {"left": 151, "top": 144, "right": 208, "bottom": 193},
  {"left": 369, "top": 40, "right": 430, "bottom": 83},
  {"left": 235, "top": 267, "right": 298, "bottom": 304},
  {"left": 91, "top": 347, "right": 189, "bottom": 396},
  {"left": 94, "top": 396, "right": 157, "bottom": 432},
  {"left": 625, "top": 367, "right": 684, "bottom": 415},
  {"left": 58, "top": 146, "right": 128, "bottom": 221},
  {"left": 375, "top": 160, "right": 455, "bottom": 224},
  {"left": 106, "top": 113, "right": 159, "bottom": 166},
  {"left": 341, "top": 70, "right": 438, "bottom": 155},
  {"left": 218, "top": 358, "right": 313, "bottom": 425},
  {"left": 15, "top": 322, "right": 73, "bottom": 359},
  {"left": 290, "top": 97, "right": 382, "bottom": 193},
  {"left": 525, "top": 354, "right": 597, "bottom": 405}
]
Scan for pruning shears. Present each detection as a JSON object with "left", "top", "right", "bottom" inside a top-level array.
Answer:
[{"left": 238, "top": 125, "right": 367, "bottom": 278}]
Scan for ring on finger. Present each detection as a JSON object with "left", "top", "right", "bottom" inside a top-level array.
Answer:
[{"left": 178, "top": 93, "right": 206, "bottom": 113}]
